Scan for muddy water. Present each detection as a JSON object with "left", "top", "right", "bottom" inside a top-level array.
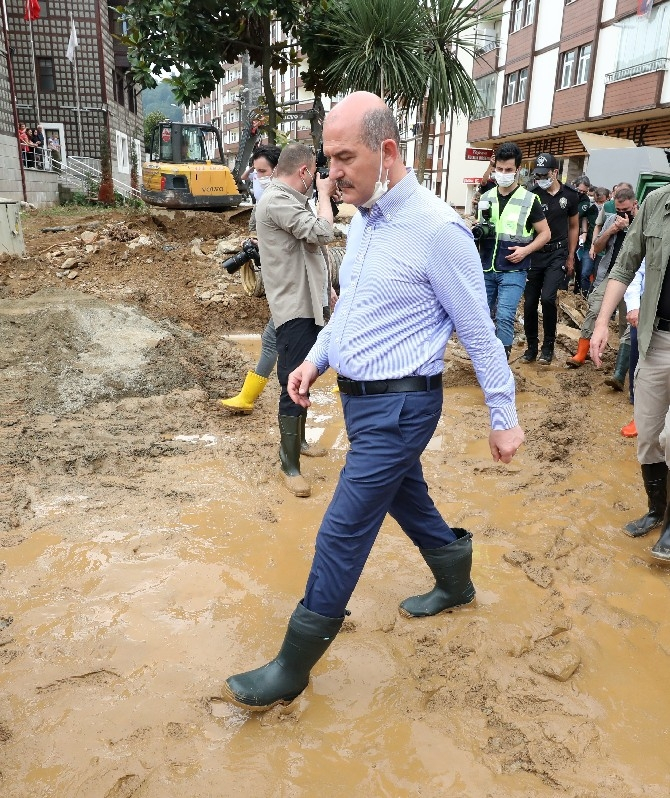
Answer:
[{"left": 1, "top": 341, "right": 669, "bottom": 797}]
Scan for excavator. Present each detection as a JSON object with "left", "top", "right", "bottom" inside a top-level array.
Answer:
[
  {"left": 141, "top": 122, "right": 244, "bottom": 211},
  {"left": 141, "top": 99, "right": 325, "bottom": 214}
]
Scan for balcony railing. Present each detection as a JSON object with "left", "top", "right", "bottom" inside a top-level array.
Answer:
[
  {"left": 605, "top": 58, "right": 670, "bottom": 84},
  {"left": 470, "top": 106, "right": 494, "bottom": 121},
  {"left": 475, "top": 39, "right": 500, "bottom": 57}
]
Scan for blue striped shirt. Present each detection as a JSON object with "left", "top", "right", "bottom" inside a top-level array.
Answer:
[{"left": 307, "top": 170, "right": 518, "bottom": 430}]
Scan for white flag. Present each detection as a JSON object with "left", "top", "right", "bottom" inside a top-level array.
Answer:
[{"left": 66, "top": 19, "right": 78, "bottom": 63}]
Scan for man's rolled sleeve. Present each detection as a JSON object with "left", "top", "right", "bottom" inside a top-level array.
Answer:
[{"left": 269, "top": 196, "right": 333, "bottom": 246}]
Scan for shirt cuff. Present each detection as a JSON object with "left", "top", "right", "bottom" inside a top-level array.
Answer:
[{"left": 490, "top": 404, "right": 519, "bottom": 431}]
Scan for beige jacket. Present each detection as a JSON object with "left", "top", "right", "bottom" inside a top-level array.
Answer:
[{"left": 255, "top": 180, "right": 333, "bottom": 328}]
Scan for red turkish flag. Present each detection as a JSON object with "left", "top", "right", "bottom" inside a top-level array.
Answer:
[{"left": 24, "top": 0, "right": 41, "bottom": 21}]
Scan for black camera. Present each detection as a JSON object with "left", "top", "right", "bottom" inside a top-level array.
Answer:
[
  {"left": 317, "top": 166, "right": 329, "bottom": 179},
  {"left": 472, "top": 200, "right": 495, "bottom": 242},
  {"left": 221, "top": 239, "right": 261, "bottom": 275}
]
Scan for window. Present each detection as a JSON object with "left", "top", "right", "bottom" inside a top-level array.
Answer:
[
  {"left": 510, "top": 0, "right": 535, "bottom": 33},
  {"left": 37, "top": 57, "right": 55, "bottom": 93},
  {"left": 504, "top": 68, "right": 527, "bottom": 105},
  {"left": 614, "top": 4, "right": 670, "bottom": 72},
  {"left": 560, "top": 50, "right": 575, "bottom": 89},
  {"left": 576, "top": 44, "right": 591, "bottom": 84},
  {"left": 474, "top": 73, "right": 496, "bottom": 117},
  {"left": 116, "top": 131, "right": 129, "bottom": 174},
  {"left": 559, "top": 44, "right": 592, "bottom": 88}
]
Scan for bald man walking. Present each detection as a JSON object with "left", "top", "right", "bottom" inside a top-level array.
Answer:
[{"left": 223, "top": 92, "right": 524, "bottom": 711}]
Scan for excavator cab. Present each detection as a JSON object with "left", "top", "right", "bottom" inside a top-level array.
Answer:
[{"left": 141, "top": 122, "right": 243, "bottom": 210}]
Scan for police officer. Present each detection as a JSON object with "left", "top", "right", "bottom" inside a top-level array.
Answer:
[
  {"left": 522, "top": 153, "right": 580, "bottom": 365},
  {"left": 477, "top": 143, "right": 550, "bottom": 359}
]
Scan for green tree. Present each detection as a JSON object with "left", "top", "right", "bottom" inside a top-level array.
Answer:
[
  {"left": 98, "top": 128, "right": 115, "bottom": 205},
  {"left": 141, "top": 82, "right": 183, "bottom": 121},
  {"left": 143, "top": 110, "right": 166, "bottom": 152},
  {"left": 123, "top": 0, "right": 312, "bottom": 144},
  {"left": 299, "top": 0, "right": 500, "bottom": 181}
]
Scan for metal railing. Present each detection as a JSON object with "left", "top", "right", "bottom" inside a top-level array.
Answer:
[
  {"left": 470, "top": 106, "right": 495, "bottom": 121},
  {"left": 605, "top": 58, "right": 670, "bottom": 84},
  {"left": 21, "top": 146, "right": 58, "bottom": 171},
  {"left": 475, "top": 39, "right": 500, "bottom": 57},
  {"left": 64, "top": 156, "right": 141, "bottom": 200}
]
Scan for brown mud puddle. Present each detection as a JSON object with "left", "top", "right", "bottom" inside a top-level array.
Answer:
[{"left": 1, "top": 334, "right": 669, "bottom": 797}]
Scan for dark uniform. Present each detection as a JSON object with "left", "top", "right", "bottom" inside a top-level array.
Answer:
[{"left": 523, "top": 153, "right": 579, "bottom": 363}]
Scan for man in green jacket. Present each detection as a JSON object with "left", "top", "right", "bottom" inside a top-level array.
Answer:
[{"left": 590, "top": 184, "right": 670, "bottom": 562}]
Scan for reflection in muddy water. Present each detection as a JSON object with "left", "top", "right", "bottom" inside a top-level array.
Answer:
[{"left": 1, "top": 339, "right": 669, "bottom": 797}]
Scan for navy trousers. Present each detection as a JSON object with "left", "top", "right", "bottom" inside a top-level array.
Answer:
[{"left": 302, "top": 388, "right": 456, "bottom": 618}]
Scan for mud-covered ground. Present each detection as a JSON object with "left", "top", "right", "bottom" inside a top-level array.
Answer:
[{"left": 0, "top": 206, "right": 668, "bottom": 798}]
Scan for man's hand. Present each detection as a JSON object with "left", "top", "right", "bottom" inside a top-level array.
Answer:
[
  {"left": 505, "top": 245, "right": 529, "bottom": 264},
  {"left": 612, "top": 214, "right": 630, "bottom": 232},
  {"left": 626, "top": 308, "right": 639, "bottom": 328},
  {"left": 565, "top": 255, "right": 575, "bottom": 277},
  {"left": 287, "top": 361, "right": 320, "bottom": 408},
  {"left": 316, "top": 172, "right": 337, "bottom": 200},
  {"left": 330, "top": 286, "right": 338, "bottom": 312},
  {"left": 489, "top": 426, "right": 524, "bottom": 464},
  {"left": 588, "top": 245, "right": 596, "bottom": 260},
  {"left": 590, "top": 323, "right": 609, "bottom": 367}
]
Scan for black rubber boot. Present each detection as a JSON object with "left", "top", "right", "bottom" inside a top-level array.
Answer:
[
  {"left": 521, "top": 340, "right": 538, "bottom": 363},
  {"left": 299, "top": 412, "right": 326, "bottom": 458},
  {"left": 223, "top": 602, "right": 344, "bottom": 710},
  {"left": 279, "top": 414, "right": 310, "bottom": 497},
  {"left": 398, "top": 528, "right": 476, "bottom": 618},
  {"left": 604, "top": 341, "right": 630, "bottom": 391},
  {"left": 538, "top": 342, "right": 554, "bottom": 365},
  {"left": 624, "top": 462, "right": 668, "bottom": 538}
]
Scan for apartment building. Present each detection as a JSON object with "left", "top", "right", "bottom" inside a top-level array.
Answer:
[
  {"left": 1, "top": 0, "right": 142, "bottom": 202},
  {"left": 468, "top": 0, "right": 670, "bottom": 200}
]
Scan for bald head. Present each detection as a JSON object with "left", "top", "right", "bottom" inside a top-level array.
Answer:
[{"left": 325, "top": 92, "right": 400, "bottom": 152}]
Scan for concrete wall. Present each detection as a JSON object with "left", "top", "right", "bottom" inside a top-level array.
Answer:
[
  {"left": 24, "top": 168, "right": 60, "bottom": 207},
  {"left": 0, "top": 134, "right": 23, "bottom": 201}
]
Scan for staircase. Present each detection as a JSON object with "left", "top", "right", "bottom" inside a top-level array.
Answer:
[{"left": 59, "top": 157, "right": 142, "bottom": 201}]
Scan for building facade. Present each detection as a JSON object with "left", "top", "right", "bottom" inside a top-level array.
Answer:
[
  {"left": 1, "top": 0, "right": 142, "bottom": 203},
  {"left": 468, "top": 0, "right": 670, "bottom": 198}
]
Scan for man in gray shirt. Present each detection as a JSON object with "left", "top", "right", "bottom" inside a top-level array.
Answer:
[{"left": 255, "top": 142, "right": 337, "bottom": 497}]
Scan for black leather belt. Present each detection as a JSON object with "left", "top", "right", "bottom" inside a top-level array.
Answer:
[
  {"left": 337, "top": 374, "right": 442, "bottom": 396},
  {"left": 657, "top": 318, "right": 670, "bottom": 332},
  {"left": 540, "top": 240, "right": 567, "bottom": 253}
]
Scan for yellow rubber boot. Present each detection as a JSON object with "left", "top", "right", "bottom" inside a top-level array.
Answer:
[
  {"left": 219, "top": 372, "right": 268, "bottom": 414},
  {"left": 566, "top": 338, "right": 590, "bottom": 368}
]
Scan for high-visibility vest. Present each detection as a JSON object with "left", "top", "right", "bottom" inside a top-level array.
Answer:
[{"left": 479, "top": 185, "right": 536, "bottom": 273}]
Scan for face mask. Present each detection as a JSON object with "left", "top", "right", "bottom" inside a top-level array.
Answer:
[
  {"left": 257, "top": 176, "right": 271, "bottom": 189},
  {"left": 494, "top": 171, "right": 516, "bottom": 188},
  {"left": 301, "top": 168, "right": 314, "bottom": 195},
  {"left": 617, "top": 210, "right": 634, "bottom": 223},
  {"left": 360, "top": 146, "right": 389, "bottom": 208},
  {"left": 535, "top": 178, "right": 553, "bottom": 190}
]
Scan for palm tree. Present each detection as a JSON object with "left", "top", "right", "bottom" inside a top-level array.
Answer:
[
  {"left": 300, "top": 0, "right": 501, "bottom": 180},
  {"left": 414, "top": 0, "right": 502, "bottom": 182}
]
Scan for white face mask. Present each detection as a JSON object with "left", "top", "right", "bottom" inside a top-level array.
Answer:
[
  {"left": 360, "top": 146, "right": 389, "bottom": 208},
  {"left": 535, "top": 178, "right": 553, "bottom": 190},
  {"left": 257, "top": 176, "right": 271, "bottom": 189},
  {"left": 301, "top": 168, "right": 314, "bottom": 195},
  {"left": 494, "top": 171, "right": 516, "bottom": 188}
]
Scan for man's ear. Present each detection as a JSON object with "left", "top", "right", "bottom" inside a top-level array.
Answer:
[{"left": 381, "top": 139, "right": 399, "bottom": 169}]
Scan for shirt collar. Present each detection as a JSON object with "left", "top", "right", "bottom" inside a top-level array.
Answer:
[
  {"left": 359, "top": 168, "right": 418, "bottom": 223},
  {"left": 271, "top": 178, "right": 309, "bottom": 206}
]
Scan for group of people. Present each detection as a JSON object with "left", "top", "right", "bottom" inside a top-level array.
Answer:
[
  {"left": 215, "top": 93, "right": 667, "bottom": 715},
  {"left": 17, "top": 123, "right": 60, "bottom": 170}
]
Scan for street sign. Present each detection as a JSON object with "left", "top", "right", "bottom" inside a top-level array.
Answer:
[
  {"left": 465, "top": 147, "right": 493, "bottom": 161},
  {"left": 463, "top": 177, "right": 482, "bottom": 184},
  {"left": 161, "top": 128, "right": 171, "bottom": 143},
  {"left": 280, "top": 110, "right": 316, "bottom": 122}
]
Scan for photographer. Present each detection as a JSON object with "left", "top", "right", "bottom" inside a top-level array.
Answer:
[
  {"left": 477, "top": 143, "right": 550, "bottom": 359},
  {"left": 255, "top": 142, "right": 338, "bottom": 498}
]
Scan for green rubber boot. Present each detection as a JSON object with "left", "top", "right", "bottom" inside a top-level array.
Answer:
[
  {"left": 279, "top": 414, "right": 311, "bottom": 497},
  {"left": 399, "top": 528, "right": 476, "bottom": 618},
  {"left": 223, "top": 602, "right": 344, "bottom": 710},
  {"left": 604, "top": 341, "right": 631, "bottom": 391}
]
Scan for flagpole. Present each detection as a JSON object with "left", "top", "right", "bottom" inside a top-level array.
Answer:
[
  {"left": 70, "top": 15, "right": 83, "bottom": 155},
  {"left": 27, "top": 16, "right": 41, "bottom": 123}
]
